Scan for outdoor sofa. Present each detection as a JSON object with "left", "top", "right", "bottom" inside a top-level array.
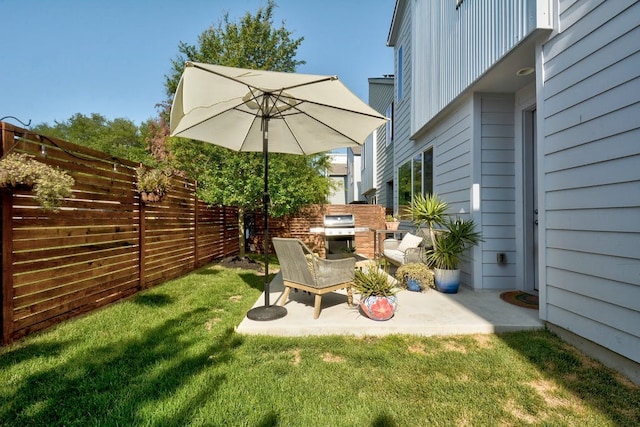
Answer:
[{"left": 383, "top": 230, "right": 433, "bottom": 267}]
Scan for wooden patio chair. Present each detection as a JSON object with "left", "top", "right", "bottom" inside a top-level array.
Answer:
[{"left": 272, "top": 237, "right": 355, "bottom": 319}]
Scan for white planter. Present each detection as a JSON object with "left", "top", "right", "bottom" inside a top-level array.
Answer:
[{"left": 433, "top": 268, "right": 460, "bottom": 293}]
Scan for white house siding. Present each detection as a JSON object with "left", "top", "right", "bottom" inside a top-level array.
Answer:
[
  {"left": 411, "top": 0, "right": 549, "bottom": 132},
  {"left": 540, "top": 0, "right": 640, "bottom": 363},
  {"left": 479, "top": 94, "right": 517, "bottom": 290}
]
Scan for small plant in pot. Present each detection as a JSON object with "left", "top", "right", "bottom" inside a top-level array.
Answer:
[
  {"left": 385, "top": 214, "right": 399, "bottom": 230},
  {"left": 353, "top": 267, "right": 397, "bottom": 321},
  {"left": 395, "top": 262, "right": 434, "bottom": 292},
  {"left": 0, "top": 152, "right": 75, "bottom": 211},
  {"left": 425, "top": 216, "right": 482, "bottom": 293},
  {"left": 135, "top": 166, "right": 171, "bottom": 202}
]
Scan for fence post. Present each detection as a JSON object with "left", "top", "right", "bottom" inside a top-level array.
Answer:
[
  {"left": 194, "top": 181, "right": 199, "bottom": 268},
  {"left": 139, "top": 197, "right": 146, "bottom": 289},
  {"left": 1, "top": 123, "right": 15, "bottom": 344}
]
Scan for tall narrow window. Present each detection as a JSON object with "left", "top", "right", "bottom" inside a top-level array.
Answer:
[
  {"left": 397, "top": 161, "right": 411, "bottom": 219},
  {"left": 423, "top": 147, "right": 433, "bottom": 195},
  {"left": 397, "top": 47, "right": 403, "bottom": 101},
  {"left": 412, "top": 153, "right": 422, "bottom": 197}
]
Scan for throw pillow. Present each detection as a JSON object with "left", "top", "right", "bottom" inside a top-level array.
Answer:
[{"left": 397, "top": 232, "right": 423, "bottom": 253}]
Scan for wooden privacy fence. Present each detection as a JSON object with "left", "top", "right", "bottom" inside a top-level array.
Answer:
[{"left": 1, "top": 123, "right": 239, "bottom": 344}]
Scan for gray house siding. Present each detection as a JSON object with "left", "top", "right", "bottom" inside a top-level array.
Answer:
[
  {"left": 479, "top": 94, "right": 517, "bottom": 290},
  {"left": 367, "top": 78, "right": 394, "bottom": 206},
  {"left": 389, "top": 0, "right": 413, "bottom": 214},
  {"left": 414, "top": 99, "right": 477, "bottom": 287},
  {"left": 540, "top": 0, "right": 640, "bottom": 364},
  {"left": 410, "top": 0, "right": 552, "bottom": 131},
  {"left": 389, "top": 0, "right": 640, "bottom": 378}
]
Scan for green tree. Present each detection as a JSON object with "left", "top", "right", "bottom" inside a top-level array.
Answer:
[
  {"left": 164, "top": 0, "right": 336, "bottom": 256},
  {"left": 33, "top": 113, "right": 154, "bottom": 165},
  {"left": 164, "top": 0, "right": 304, "bottom": 97}
]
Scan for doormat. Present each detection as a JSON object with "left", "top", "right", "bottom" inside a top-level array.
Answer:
[{"left": 500, "top": 291, "right": 539, "bottom": 309}]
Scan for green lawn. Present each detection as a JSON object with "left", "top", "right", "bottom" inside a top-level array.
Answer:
[{"left": 1, "top": 263, "right": 638, "bottom": 426}]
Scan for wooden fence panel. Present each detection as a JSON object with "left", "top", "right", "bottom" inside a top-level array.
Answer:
[{"left": 1, "top": 123, "right": 239, "bottom": 344}]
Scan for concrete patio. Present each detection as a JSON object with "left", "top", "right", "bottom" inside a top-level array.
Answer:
[{"left": 236, "top": 271, "right": 543, "bottom": 337}]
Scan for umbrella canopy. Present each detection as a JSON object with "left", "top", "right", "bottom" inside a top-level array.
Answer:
[
  {"left": 170, "top": 62, "right": 388, "bottom": 320},
  {"left": 170, "top": 62, "right": 387, "bottom": 154}
]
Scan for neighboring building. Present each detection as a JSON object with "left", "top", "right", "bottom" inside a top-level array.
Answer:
[
  {"left": 326, "top": 153, "right": 347, "bottom": 204},
  {"left": 346, "top": 146, "right": 363, "bottom": 204},
  {"left": 362, "top": 76, "right": 395, "bottom": 210},
  {"left": 389, "top": 0, "right": 639, "bottom": 382}
]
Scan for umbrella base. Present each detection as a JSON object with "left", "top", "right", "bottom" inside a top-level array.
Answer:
[{"left": 246, "top": 305, "right": 287, "bottom": 321}]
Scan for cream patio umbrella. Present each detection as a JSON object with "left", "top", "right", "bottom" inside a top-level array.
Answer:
[{"left": 170, "top": 62, "right": 387, "bottom": 320}]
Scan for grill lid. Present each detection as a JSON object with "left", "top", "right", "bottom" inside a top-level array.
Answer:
[{"left": 323, "top": 214, "right": 355, "bottom": 227}]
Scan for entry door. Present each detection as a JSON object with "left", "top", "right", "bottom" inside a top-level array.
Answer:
[{"left": 524, "top": 108, "right": 539, "bottom": 291}]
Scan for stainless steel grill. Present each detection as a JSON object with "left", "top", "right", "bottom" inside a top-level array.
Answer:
[
  {"left": 322, "top": 214, "right": 356, "bottom": 236},
  {"left": 321, "top": 214, "right": 356, "bottom": 258}
]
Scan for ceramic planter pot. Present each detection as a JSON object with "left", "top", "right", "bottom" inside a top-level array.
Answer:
[
  {"left": 359, "top": 295, "right": 398, "bottom": 321},
  {"left": 406, "top": 278, "right": 423, "bottom": 292},
  {"left": 433, "top": 268, "right": 460, "bottom": 293},
  {"left": 385, "top": 221, "right": 400, "bottom": 230}
]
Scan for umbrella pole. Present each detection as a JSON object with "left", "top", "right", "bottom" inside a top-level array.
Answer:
[{"left": 246, "top": 115, "right": 287, "bottom": 321}]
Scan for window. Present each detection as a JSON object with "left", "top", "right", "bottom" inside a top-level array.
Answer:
[
  {"left": 397, "top": 148, "right": 435, "bottom": 219},
  {"left": 397, "top": 46, "right": 403, "bottom": 101},
  {"left": 397, "top": 161, "right": 411, "bottom": 219},
  {"left": 423, "top": 147, "right": 433, "bottom": 195},
  {"left": 412, "top": 153, "right": 422, "bottom": 198}
]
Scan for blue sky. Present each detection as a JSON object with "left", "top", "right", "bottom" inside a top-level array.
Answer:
[{"left": 0, "top": 0, "right": 395, "bottom": 127}]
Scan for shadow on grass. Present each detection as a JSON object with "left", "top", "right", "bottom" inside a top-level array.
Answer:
[
  {"left": 371, "top": 412, "right": 397, "bottom": 427},
  {"left": 255, "top": 411, "right": 279, "bottom": 427},
  {"left": 238, "top": 272, "right": 277, "bottom": 293},
  {"left": 194, "top": 268, "right": 224, "bottom": 276},
  {"left": 0, "top": 340, "right": 75, "bottom": 370},
  {"left": 1, "top": 309, "right": 244, "bottom": 426},
  {"left": 500, "top": 329, "right": 640, "bottom": 425},
  {"left": 133, "top": 293, "right": 174, "bottom": 307}
]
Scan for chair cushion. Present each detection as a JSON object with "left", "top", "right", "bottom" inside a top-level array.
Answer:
[
  {"left": 383, "top": 249, "right": 405, "bottom": 265},
  {"left": 397, "top": 232, "right": 423, "bottom": 253}
]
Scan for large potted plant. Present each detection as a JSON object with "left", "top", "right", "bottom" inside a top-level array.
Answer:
[
  {"left": 0, "top": 152, "right": 74, "bottom": 211},
  {"left": 353, "top": 267, "right": 397, "bottom": 321},
  {"left": 395, "top": 262, "right": 434, "bottom": 292},
  {"left": 425, "top": 216, "right": 482, "bottom": 293}
]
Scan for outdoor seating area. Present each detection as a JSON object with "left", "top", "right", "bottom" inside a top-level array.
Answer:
[{"left": 237, "top": 268, "right": 543, "bottom": 337}]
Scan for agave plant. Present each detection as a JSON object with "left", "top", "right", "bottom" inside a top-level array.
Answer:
[
  {"left": 408, "top": 193, "right": 448, "bottom": 246},
  {"left": 353, "top": 267, "right": 396, "bottom": 298}
]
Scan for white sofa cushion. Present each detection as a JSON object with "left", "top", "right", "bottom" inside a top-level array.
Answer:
[
  {"left": 397, "top": 232, "right": 423, "bottom": 253},
  {"left": 383, "top": 249, "right": 405, "bottom": 265}
]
